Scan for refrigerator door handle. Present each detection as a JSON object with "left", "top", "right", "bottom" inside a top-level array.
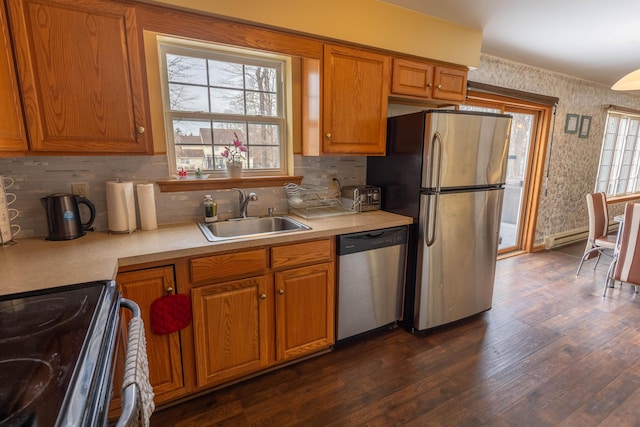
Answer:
[
  {"left": 423, "top": 193, "right": 438, "bottom": 247},
  {"left": 432, "top": 132, "right": 443, "bottom": 192}
]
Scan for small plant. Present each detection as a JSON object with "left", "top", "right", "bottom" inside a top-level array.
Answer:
[{"left": 221, "top": 132, "right": 248, "bottom": 164}]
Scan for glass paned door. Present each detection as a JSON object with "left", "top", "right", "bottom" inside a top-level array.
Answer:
[
  {"left": 460, "top": 104, "right": 537, "bottom": 253},
  {"left": 499, "top": 108, "right": 535, "bottom": 252}
]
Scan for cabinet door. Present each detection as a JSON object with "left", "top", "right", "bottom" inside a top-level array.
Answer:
[
  {"left": 117, "top": 266, "right": 185, "bottom": 404},
  {"left": 0, "top": 3, "right": 27, "bottom": 154},
  {"left": 433, "top": 66, "right": 467, "bottom": 102},
  {"left": 7, "top": 0, "right": 151, "bottom": 153},
  {"left": 322, "top": 44, "right": 389, "bottom": 155},
  {"left": 391, "top": 58, "right": 434, "bottom": 98},
  {"left": 275, "top": 262, "right": 335, "bottom": 361},
  {"left": 191, "top": 276, "right": 269, "bottom": 387}
]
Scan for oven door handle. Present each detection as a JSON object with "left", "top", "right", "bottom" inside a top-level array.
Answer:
[{"left": 115, "top": 298, "right": 144, "bottom": 427}]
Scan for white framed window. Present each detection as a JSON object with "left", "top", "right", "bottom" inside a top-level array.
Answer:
[
  {"left": 158, "top": 39, "right": 288, "bottom": 177},
  {"left": 595, "top": 112, "right": 640, "bottom": 196}
]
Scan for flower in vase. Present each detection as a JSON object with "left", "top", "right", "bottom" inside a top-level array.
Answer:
[{"left": 221, "top": 132, "right": 248, "bottom": 165}]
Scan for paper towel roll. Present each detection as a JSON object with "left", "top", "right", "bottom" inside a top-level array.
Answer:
[
  {"left": 106, "top": 181, "right": 137, "bottom": 233},
  {"left": 136, "top": 183, "right": 157, "bottom": 231}
]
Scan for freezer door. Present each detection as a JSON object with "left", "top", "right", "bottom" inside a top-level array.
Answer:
[
  {"left": 414, "top": 189, "right": 503, "bottom": 330},
  {"left": 422, "top": 111, "right": 512, "bottom": 190}
]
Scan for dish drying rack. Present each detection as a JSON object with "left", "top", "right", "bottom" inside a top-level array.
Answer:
[{"left": 285, "top": 183, "right": 357, "bottom": 218}]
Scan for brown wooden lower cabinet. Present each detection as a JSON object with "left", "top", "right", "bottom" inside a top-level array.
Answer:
[
  {"left": 275, "top": 262, "right": 335, "bottom": 360},
  {"left": 111, "top": 237, "right": 336, "bottom": 411},
  {"left": 191, "top": 276, "right": 270, "bottom": 387},
  {"left": 115, "top": 266, "right": 187, "bottom": 406}
]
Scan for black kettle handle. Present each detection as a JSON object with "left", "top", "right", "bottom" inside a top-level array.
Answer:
[{"left": 75, "top": 195, "right": 96, "bottom": 230}]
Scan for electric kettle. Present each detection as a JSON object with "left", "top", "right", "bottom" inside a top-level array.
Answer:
[{"left": 41, "top": 194, "right": 96, "bottom": 240}]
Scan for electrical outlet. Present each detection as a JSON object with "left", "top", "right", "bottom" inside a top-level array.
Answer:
[{"left": 71, "top": 183, "right": 89, "bottom": 198}]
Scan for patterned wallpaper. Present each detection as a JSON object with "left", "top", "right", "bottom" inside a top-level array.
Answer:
[{"left": 470, "top": 54, "right": 640, "bottom": 244}]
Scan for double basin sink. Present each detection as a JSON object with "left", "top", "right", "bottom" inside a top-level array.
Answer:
[{"left": 198, "top": 216, "right": 311, "bottom": 241}]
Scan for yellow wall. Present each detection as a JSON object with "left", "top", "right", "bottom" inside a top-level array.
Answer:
[{"left": 145, "top": 0, "right": 482, "bottom": 68}]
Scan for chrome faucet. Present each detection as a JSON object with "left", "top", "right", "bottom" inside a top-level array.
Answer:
[{"left": 235, "top": 188, "right": 258, "bottom": 218}]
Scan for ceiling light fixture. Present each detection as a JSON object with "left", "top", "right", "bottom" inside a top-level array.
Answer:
[{"left": 612, "top": 69, "right": 640, "bottom": 91}]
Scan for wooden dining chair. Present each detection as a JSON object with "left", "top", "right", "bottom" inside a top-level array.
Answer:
[
  {"left": 576, "top": 192, "right": 617, "bottom": 275},
  {"left": 604, "top": 202, "right": 640, "bottom": 296}
]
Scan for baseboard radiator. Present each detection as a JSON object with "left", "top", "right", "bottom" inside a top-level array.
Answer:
[{"left": 544, "top": 222, "right": 619, "bottom": 249}]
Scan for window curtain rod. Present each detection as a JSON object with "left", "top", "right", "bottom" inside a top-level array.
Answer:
[{"left": 467, "top": 81, "right": 559, "bottom": 107}]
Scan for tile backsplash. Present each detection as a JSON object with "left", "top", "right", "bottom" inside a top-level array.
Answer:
[{"left": 0, "top": 154, "right": 366, "bottom": 239}]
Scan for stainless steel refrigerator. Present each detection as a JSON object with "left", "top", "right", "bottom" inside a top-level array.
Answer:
[{"left": 367, "top": 109, "right": 512, "bottom": 332}]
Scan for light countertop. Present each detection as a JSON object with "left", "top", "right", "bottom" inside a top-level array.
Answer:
[{"left": 0, "top": 211, "right": 412, "bottom": 296}]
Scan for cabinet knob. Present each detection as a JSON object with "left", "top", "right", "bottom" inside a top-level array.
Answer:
[
  {"left": 426, "top": 82, "right": 432, "bottom": 88},
  {"left": 136, "top": 126, "right": 146, "bottom": 134},
  {"left": 278, "top": 289, "right": 285, "bottom": 295},
  {"left": 325, "top": 133, "right": 331, "bottom": 140},
  {"left": 260, "top": 293, "right": 267, "bottom": 299},
  {"left": 437, "top": 84, "right": 442, "bottom": 89},
  {"left": 165, "top": 287, "right": 173, "bottom": 294}
]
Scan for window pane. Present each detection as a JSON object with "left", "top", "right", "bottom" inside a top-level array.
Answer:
[
  {"left": 605, "top": 116, "right": 619, "bottom": 136},
  {"left": 174, "top": 144, "right": 213, "bottom": 171},
  {"left": 172, "top": 119, "right": 211, "bottom": 145},
  {"left": 210, "top": 88, "right": 245, "bottom": 114},
  {"left": 244, "top": 65, "right": 277, "bottom": 91},
  {"left": 246, "top": 91, "right": 277, "bottom": 116},
  {"left": 212, "top": 121, "right": 247, "bottom": 145},
  {"left": 208, "top": 60, "right": 244, "bottom": 89},
  {"left": 166, "top": 54, "right": 207, "bottom": 85},
  {"left": 248, "top": 123, "right": 280, "bottom": 146},
  {"left": 212, "top": 122, "right": 248, "bottom": 165},
  {"left": 249, "top": 146, "right": 280, "bottom": 168},
  {"left": 169, "top": 84, "right": 209, "bottom": 111}
]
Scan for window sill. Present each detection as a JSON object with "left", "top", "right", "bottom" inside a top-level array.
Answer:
[{"left": 157, "top": 175, "right": 303, "bottom": 193}]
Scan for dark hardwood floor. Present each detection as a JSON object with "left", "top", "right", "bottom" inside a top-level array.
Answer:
[{"left": 151, "top": 242, "right": 640, "bottom": 426}]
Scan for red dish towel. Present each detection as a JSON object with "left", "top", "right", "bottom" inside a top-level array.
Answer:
[{"left": 150, "top": 294, "right": 192, "bottom": 335}]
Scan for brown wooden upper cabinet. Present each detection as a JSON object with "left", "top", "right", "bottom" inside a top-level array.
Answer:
[
  {"left": 0, "top": 2, "right": 27, "bottom": 155},
  {"left": 303, "top": 44, "right": 390, "bottom": 156},
  {"left": 391, "top": 58, "right": 467, "bottom": 103},
  {"left": 6, "top": 0, "right": 152, "bottom": 154}
]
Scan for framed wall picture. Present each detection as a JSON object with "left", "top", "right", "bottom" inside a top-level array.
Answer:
[
  {"left": 565, "top": 114, "right": 579, "bottom": 134},
  {"left": 579, "top": 116, "right": 592, "bottom": 138}
]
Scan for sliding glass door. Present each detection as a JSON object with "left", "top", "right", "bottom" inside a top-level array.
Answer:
[{"left": 460, "top": 97, "right": 549, "bottom": 254}]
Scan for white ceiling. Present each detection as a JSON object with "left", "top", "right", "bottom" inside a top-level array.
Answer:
[{"left": 382, "top": 0, "right": 640, "bottom": 87}]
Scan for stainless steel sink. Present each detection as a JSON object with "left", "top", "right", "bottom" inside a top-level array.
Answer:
[{"left": 198, "top": 216, "right": 311, "bottom": 241}]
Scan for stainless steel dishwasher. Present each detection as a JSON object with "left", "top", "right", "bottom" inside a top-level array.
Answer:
[{"left": 337, "top": 226, "right": 408, "bottom": 341}]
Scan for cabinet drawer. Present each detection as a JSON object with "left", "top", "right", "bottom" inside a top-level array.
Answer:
[
  {"left": 190, "top": 249, "right": 268, "bottom": 284},
  {"left": 271, "top": 239, "right": 333, "bottom": 270}
]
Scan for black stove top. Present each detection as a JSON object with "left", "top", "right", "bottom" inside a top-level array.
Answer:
[{"left": 0, "top": 281, "right": 119, "bottom": 427}]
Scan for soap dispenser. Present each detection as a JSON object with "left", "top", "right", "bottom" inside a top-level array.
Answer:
[{"left": 204, "top": 195, "right": 217, "bottom": 222}]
